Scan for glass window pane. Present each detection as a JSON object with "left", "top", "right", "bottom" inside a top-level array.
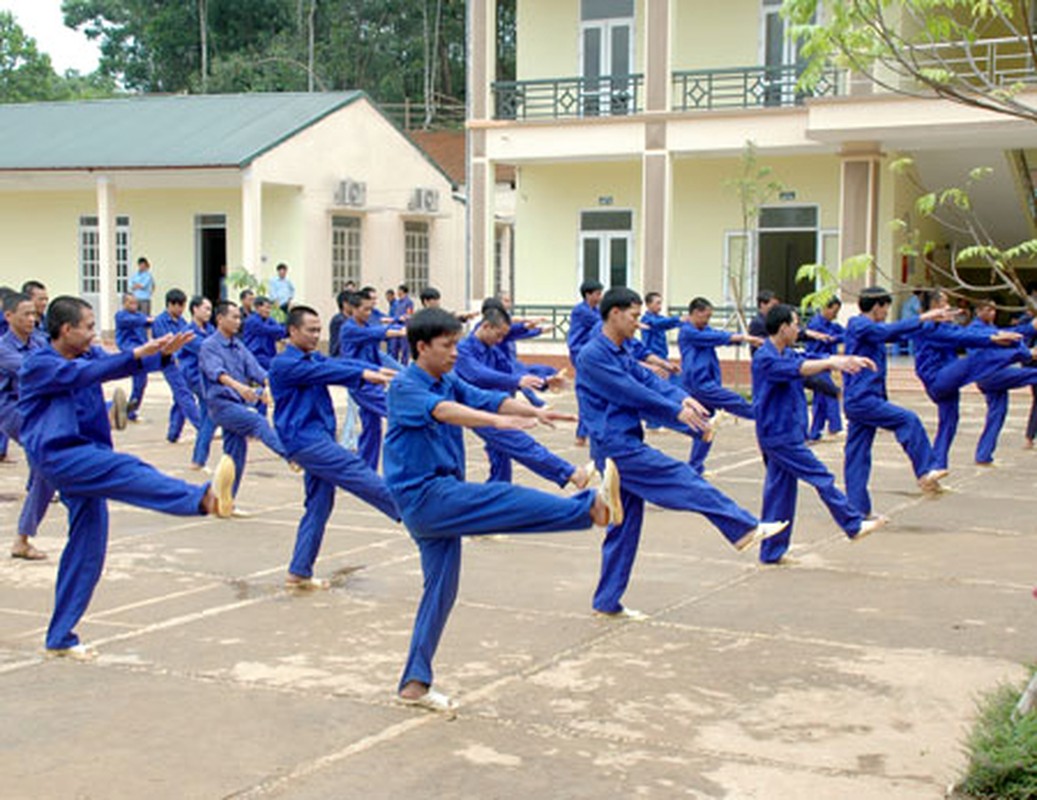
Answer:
[
  {"left": 759, "top": 206, "right": 818, "bottom": 229},
  {"left": 611, "top": 25, "right": 630, "bottom": 75},
  {"left": 609, "top": 237, "right": 628, "bottom": 287},
  {"left": 581, "top": 210, "right": 633, "bottom": 231},
  {"left": 582, "top": 27, "right": 602, "bottom": 79},
  {"left": 581, "top": 0, "right": 634, "bottom": 21},
  {"left": 582, "top": 237, "right": 601, "bottom": 284}
]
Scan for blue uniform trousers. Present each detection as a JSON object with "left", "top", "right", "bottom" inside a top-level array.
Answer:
[
  {"left": 975, "top": 367, "right": 1037, "bottom": 463},
  {"left": 209, "top": 401, "right": 287, "bottom": 497},
  {"left": 593, "top": 445, "right": 758, "bottom": 614},
  {"left": 189, "top": 385, "right": 216, "bottom": 467},
  {"left": 44, "top": 446, "right": 208, "bottom": 649},
  {"left": 397, "top": 478, "right": 595, "bottom": 690},
  {"left": 0, "top": 431, "right": 7, "bottom": 458},
  {"left": 687, "top": 386, "right": 755, "bottom": 474},
  {"left": 924, "top": 347, "right": 1026, "bottom": 469},
  {"left": 164, "top": 364, "right": 201, "bottom": 443},
  {"left": 128, "top": 370, "right": 147, "bottom": 419},
  {"left": 352, "top": 389, "right": 387, "bottom": 471},
  {"left": 19, "top": 466, "right": 54, "bottom": 539},
  {"left": 288, "top": 440, "right": 400, "bottom": 578},
  {"left": 758, "top": 442, "right": 863, "bottom": 563},
  {"left": 476, "top": 427, "right": 574, "bottom": 487},
  {"left": 844, "top": 399, "right": 933, "bottom": 518},
  {"left": 808, "top": 373, "right": 842, "bottom": 439}
]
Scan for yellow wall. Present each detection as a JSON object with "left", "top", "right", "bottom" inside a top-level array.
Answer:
[
  {"left": 514, "top": 160, "right": 641, "bottom": 303},
  {"left": 260, "top": 184, "right": 305, "bottom": 284},
  {"left": 673, "top": 0, "right": 759, "bottom": 70},
  {"left": 0, "top": 191, "right": 89, "bottom": 297},
  {"left": 669, "top": 154, "right": 841, "bottom": 304}
]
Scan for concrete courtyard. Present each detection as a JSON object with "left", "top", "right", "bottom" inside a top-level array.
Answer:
[{"left": 1, "top": 375, "right": 1035, "bottom": 799}]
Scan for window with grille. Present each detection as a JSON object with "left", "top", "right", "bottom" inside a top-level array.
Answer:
[
  {"left": 331, "top": 216, "right": 362, "bottom": 293},
  {"left": 79, "top": 215, "right": 131, "bottom": 295},
  {"left": 404, "top": 221, "right": 430, "bottom": 293}
]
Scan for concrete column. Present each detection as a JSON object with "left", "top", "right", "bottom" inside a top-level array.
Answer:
[
  {"left": 466, "top": 0, "right": 496, "bottom": 307},
  {"left": 241, "top": 167, "right": 262, "bottom": 274},
  {"left": 644, "top": 0, "right": 672, "bottom": 112},
  {"left": 469, "top": 148, "right": 494, "bottom": 302},
  {"left": 467, "top": 0, "right": 495, "bottom": 123},
  {"left": 96, "top": 175, "right": 117, "bottom": 335},
  {"left": 839, "top": 146, "right": 882, "bottom": 293},
  {"left": 642, "top": 121, "right": 671, "bottom": 296}
]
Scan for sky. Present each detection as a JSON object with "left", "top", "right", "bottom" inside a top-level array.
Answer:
[{"left": 2, "top": 0, "right": 101, "bottom": 74}]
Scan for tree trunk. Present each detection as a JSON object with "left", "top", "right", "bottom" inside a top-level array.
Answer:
[{"left": 198, "top": 0, "right": 208, "bottom": 93}]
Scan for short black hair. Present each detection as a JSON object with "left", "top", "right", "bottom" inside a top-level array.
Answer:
[
  {"left": 825, "top": 296, "right": 842, "bottom": 309},
  {"left": 286, "top": 305, "right": 319, "bottom": 331},
  {"left": 765, "top": 303, "right": 798, "bottom": 335},
  {"left": 47, "top": 296, "right": 91, "bottom": 341},
  {"left": 858, "top": 286, "right": 893, "bottom": 313},
  {"left": 398, "top": 284, "right": 409, "bottom": 294},
  {"left": 254, "top": 296, "right": 272, "bottom": 308},
  {"left": 239, "top": 288, "right": 255, "bottom": 301},
  {"left": 688, "top": 296, "right": 713, "bottom": 313},
  {"left": 344, "top": 291, "right": 364, "bottom": 308},
  {"left": 137, "top": 256, "right": 149, "bottom": 266},
  {"left": 481, "top": 296, "right": 506, "bottom": 314},
  {"left": 482, "top": 306, "right": 511, "bottom": 328},
  {"left": 756, "top": 289, "right": 778, "bottom": 308},
  {"left": 3, "top": 291, "right": 31, "bottom": 314},
  {"left": 360, "top": 285, "right": 377, "bottom": 300},
  {"left": 644, "top": 291, "right": 661, "bottom": 305},
  {"left": 214, "top": 301, "right": 238, "bottom": 321},
  {"left": 407, "top": 307, "right": 463, "bottom": 358},
  {"left": 165, "top": 288, "right": 187, "bottom": 306},
  {"left": 419, "top": 286, "right": 441, "bottom": 304},
  {"left": 580, "top": 279, "right": 605, "bottom": 299},
  {"left": 336, "top": 289, "right": 352, "bottom": 310},
  {"left": 189, "top": 295, "right": 208, "bottom": 314},
  {"left": 21, "top": 280, "right": 45, "bottom": 295},
  {"left": 599, "top": 287, "right": 642, "bottom": 321},
  {"left": 276, "top": 262, "right": 288, "bottom": 272}
]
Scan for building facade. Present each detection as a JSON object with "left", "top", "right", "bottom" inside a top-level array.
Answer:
[{"left": 466, "top": 0, "right": 1037, "bottom": 316}]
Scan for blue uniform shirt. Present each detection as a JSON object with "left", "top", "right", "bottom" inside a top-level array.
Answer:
[
  {"left": 242, "top": 313, "right": 286, "bottom": 369},
  {"left": 199, "top": 331, "right": 267, "bottom": 408},
  {"left": 383, "top": 364, "right": 507, "bottom": 507},
  {"left": 151, "top": 309, "right": 188, "bottom": 338},
  {"left": 640, "top": 311, "right": 681, "bottom": 359},
  {"left": 268, "top": 344, "right": 369, "bottom": 455},
  {"left": 575, "top": 330, "right": 688, "bottom": 461},
  {"left": 455, "top": 333, "right": 524, "bottom": 393},
  {"left": 567, "top": 301, "right": 599, "bottom": 364},
  {"left": 911, "top": 321, "right": 993, "bottom": 387},
  {"left": 18, "top": 346, "right": 140, "bottom": 466},
  {"left": 844, "top": 315, "right": 921, "bottom": 406},
  {"left": 678, "top": 324, "right": 733, "bottom": 392},
  {"left": 0, "top": 330, "right": 46, "bottom": 438},
  {"left": 115, "top": 310, "right": 150, "bottom": 351},
  {"left": 340, "top": 317, "right": 403, "bottom": 367},
  {"left": 179, "top": 321, "right": 214, "bottom": 390},
  {"left": 751, "top": 339, "right": 809, "bottom": 448},
  {"left": 805, "top": 315, "right": 844, "bottom": 357}
]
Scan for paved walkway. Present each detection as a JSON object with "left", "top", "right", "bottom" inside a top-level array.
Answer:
[{"left": 1, "top": 380, "right": 1034, "bottom": 799}]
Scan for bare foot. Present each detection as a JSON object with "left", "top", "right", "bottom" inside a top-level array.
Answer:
[
  {"left": 569, "top": 464, "right": 591, "bottom": 489},
  {"left": 399, "top": 680, "right": 429, "bottom": 701}
]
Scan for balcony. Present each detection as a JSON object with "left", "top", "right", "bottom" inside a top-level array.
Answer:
[
  {"left": 490, "top": 65, "right": 843, "bottom": 120},
  {"left": 672, "top": 64, "right": 843, "bottom": 111}
]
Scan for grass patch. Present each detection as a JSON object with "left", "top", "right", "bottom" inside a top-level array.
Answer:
[{"left": 958, "top": 670, "right": 1037, "bottom": 800}]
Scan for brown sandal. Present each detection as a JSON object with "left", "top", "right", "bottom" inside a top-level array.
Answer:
[{"left": 11, "top": 543, "right": 47, "bottom": 561}]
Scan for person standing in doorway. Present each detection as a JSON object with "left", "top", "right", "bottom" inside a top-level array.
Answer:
[
  {"left": 268, "top": 263, "right": 295, "bottom": 315},
  {"left": 130, "top": 257, "right": 155, "bottom": 316}
]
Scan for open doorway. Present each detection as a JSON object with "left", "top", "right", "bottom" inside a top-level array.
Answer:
[
  {"left": 756, "top": 206, "right": 818, "bottom": 307},
  {"left": 195, "top": 214, "right": 227, "bottom": 303}
]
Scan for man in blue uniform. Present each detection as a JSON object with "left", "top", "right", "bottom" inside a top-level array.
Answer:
[
  {"left": 180, "top": 296, "right": 217, "bottom": 471},
  {"left": 200, "top": 301, "right": 288, "bottom": 503},
  {"left": 567, "top": 280, "right": 604, "bottom": 445},
  {"left": 455, "top": 305, "right": 590, "bottom": 489},
  {"left": 753, "top": 304, "right": 887, "bottom": 564},
  {"left": 151, "top": 288, "right": 202, "bottom": 443},
  {"left": 339, "top": 290, "right": 408, "bottom": 470},
  {"left": 18, "top": 296, "right": 234, "bottom": 659},
  {"left": 269, "top": 305, "right": 401, "bottom": 589},
  {"left": 805, "top": 297, "right": 846, "bottom": 441},
  {"left": 911, "top": 289, "right": 1029, "bottom": 472},
  {"left": 1, "top": 292, "right": 52, "bottom": 560},
  {"left": 385, "top": 307, "right": 620, "bottom": 711},
  {"left": 114, "top": 294, "right": 151, "bottom": 421},
  {"left": 242, "top": 296, "right": 286, "bottom": 370},
  {"left": 678, "top": 297, "right": 761, "bottom": 474},
  {"left": 577, "top": 288, "right": 787, "bottom": 620},
  {"left": 640, "top": 292, "right": 682, "bottom": 367},
  {"left": 843, "top": 287, "right": 956, "bottom": 517},
  {"left": 970, "top": 299, "right": 1037, "bottom": 465}
]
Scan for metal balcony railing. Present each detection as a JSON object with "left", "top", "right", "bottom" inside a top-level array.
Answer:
[
  {"left": 510, "top": 304, "right": 752, "bottom": 343},
  {"left": 672, "top": 63, "right": 844, "bottom": 111},
  {"left": 906, "top": 34, "right": 1037, "bottom": 88},
  {"left": 492, "top": 74, "right": 643, "bottom": 120}
]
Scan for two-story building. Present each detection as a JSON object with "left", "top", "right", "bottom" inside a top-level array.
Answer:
[{"left": 466, "top": 0, "right": 1037, "bottom": 317}]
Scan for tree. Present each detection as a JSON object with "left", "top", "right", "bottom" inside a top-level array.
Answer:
[{"left": 783, "top": 0, "right": 1037, "bottom": 124}]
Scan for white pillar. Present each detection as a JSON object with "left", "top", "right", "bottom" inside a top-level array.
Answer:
[
  {"left": 96, "top": 175, "right": 117, "bottom": 336},
  {"left": 241, "top": 167, "right": 262, "bottom": 275}
]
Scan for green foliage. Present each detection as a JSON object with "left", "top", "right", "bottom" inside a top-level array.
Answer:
[
  {"left": 227, "top": 268, "right": 285, "bottom": 322},
  {"left": 958, "top": 671, "right": 1037, "bottom": 800},
  {"left": 796, "top": 254, "right": 874, "bottom": 310}
]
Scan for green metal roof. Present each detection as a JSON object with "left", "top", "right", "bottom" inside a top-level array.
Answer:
[{"left": 0, "top": 92, "right": 363, "bottom": 170}]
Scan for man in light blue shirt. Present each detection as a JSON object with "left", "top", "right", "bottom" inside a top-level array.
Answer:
[
  {"left": 130, "top": 257, "right": 155, "bottom": 316},
  {"left": 268, "top": 263, "right": 295, "bottom": 313}
]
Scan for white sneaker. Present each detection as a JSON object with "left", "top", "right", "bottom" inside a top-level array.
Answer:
[
  {"left": 212, "top": 455, "right": 235, "bottom": 518},
  {"left": 399, "top": 687, "right": 456, "bottom": 712},
  {"left": 599, "top": 458, "right": 623, "bottom": 525},
  {"left": 853, "top": 515, "right": 889, "bottom": 541},
  {"left": 734, "top": 520, "right": 789, "bottom": 552},
  {"left": 593, "top": 607, "right": 649, "bottom": 621},
  {"left": 46, "top": 643, "right": 97, "bottom": 662},
  {"left": 702, "top": 409, "right": 732, "bottom": 444}
]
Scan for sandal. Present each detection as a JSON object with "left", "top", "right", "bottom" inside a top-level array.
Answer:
[{"left": 11, "top": 543, "right": 47, "bottom": 561}]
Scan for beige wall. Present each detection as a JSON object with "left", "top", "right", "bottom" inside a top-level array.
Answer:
[
  {"left": 514, "top": 160, "right": 641, "bottom": 304},
  {"left": 0, "top": 190, "right": 89, "bottom": 297},
  {"left": 673, "top": 0, "right": 759, "bottom": 70}
]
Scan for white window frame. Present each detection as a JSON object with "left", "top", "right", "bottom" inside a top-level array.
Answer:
[
  {"left": 404, "top": 219, "right": 431, "bottom": 294},
  {"left": 79, "top": 215, "right": 130, "bottom": 297},
  {"left": 579, "top": 14, "right": 635, "bottom": 117},
  {"left": 331, "top": 215, "right": 362, "bottom": 293}
]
